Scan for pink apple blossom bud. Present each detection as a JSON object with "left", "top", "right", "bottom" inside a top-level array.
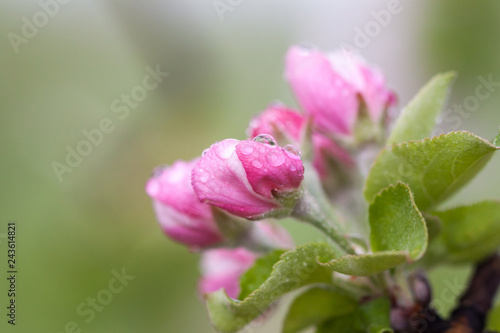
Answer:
[
  {"left": 192, "top": 136, "right": 304, "bottom": 220},
  {"left": 247, "top": 105, "right": 354, "bottom": 180},
  {"left": 252, "top": 222, "right": 294, "bottom": 249},
  {"left": 146, "top": 159, "right": 223, "bottom": 248},
  {"left": 199, "top": 247, "right": 257, "bottom": 299},
  {"left": 285, "top": 45, "right": 395, "bottom": 136},
  {"left": 247, "top": 103, "right": 305, "bottom": 144}
]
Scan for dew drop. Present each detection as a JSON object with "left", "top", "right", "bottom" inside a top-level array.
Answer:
[
  {"left": 240, "top": 144, "right": 254, "bottom": 156},
  {"left": 253, "top": 134, "right": 277, "bottom": 147},
  {"left": 251, "top": 160, "right": 263, "bottom": 169},
  {"left": 199, "top": 174, "right": 208, "bottom": 183},
  {"left": 290, "top": 165, "right": 296, "bottom": 172},
  {"left": 202, "top": 148, "right": 210, "bottom": 156},
  {"left": 268, "top": 100, "right": 285, "bottom": 108},
  {"left": 297, "top": 43, "right": 316, "bottom": 55},
  {"left": 215, "top": 144, "right": 234, "bottom": 159},
  {"left": 283, "top": 145, "right": 301, "bottom": 159},
  {"left": 151, "top": 164, "right": 168, "bottom": 177},
  {"left": 267, "top": 151, "right": 285, "bottom": 167}
]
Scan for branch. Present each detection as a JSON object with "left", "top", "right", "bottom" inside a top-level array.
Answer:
[{"left": 395, "top": 253, "right": 500, "bottom": 333}]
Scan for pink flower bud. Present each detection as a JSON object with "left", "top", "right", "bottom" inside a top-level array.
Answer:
[
  {"left": 192, "top": 137, "right": 304, "bottom": 219},
  {"left": 247, "top": 104, "right": 305, "bottom": 144},
  {"left": 285, "top": 45, "right": 395, "bottom": 136},
  {"left": 199, "top": 247, "right": 257, "bottom": 299},
  {"left": 146, "top": 159, "right": 223, "bottom": 248},
  {"left": 247, "top": 106, "right": 353, "bottom": 180}
]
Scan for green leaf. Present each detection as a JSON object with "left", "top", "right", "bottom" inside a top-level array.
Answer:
[
  {"left": 493, "top": 129, "right": 500, "bottom": 147},
  {"left": 207, "top": 241, "right": 405, "bottom": 332},
  {"left": 369, "top": 183, "right": 428, "bottom": 261},
  {"left": 316, "top": 313, "right": 361, "bottom": 333},
  {"left": 433, "top": 201, "right": 500, "bottom": 262},
  {"left": 206, "top": 242, "right": 336, "bottom": 333},
  {"left": 239, "top": 250, "right": 285, "bottom": 300},
  {"left": 283, "top": 286, "right": 357, "bottom": 333},
  {"left": 319, "top": 252, "right": 407, "bottom": 276},
  {"left": 358, "top": 298, "right": 393, "bottom": 333},
  {"left": 487, "top": 302, "right": 500, "bottom": 331},
  {"left": 364, "top": 131, "right": 498, "bottom": 211},
  {"left": 316, "top": 298, "right": 393, "bottom": 333},
  {"left": 387, "top": 72, "right": 455, "bottom": 145}
]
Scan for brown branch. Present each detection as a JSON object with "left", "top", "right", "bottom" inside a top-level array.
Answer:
[
  {"left": 447, "top": 253, "right": 500, "bottom": 333},
  {"left": 395, "top": 253, "right": 500, "bottom": 333}
]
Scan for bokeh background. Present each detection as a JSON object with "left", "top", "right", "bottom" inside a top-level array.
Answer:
[{"left": 1, "top": 1, "right": 500, "bottom": 332}]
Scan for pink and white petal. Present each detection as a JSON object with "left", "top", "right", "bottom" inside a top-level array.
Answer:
[
  {"left": 285, "top": 46, "right": 359, "bottom": 135},
  {"left": 199, "top": 248, "right": 257, "bottom": 299},
  {"left": 152, "top": 200, "right": 222, "bottom": 247},
  {"left": 146, "top": 159, "right": 211, "bottom": 219},
  {"left": 358, "top": 64, "right": 394, "bottom": 121}
]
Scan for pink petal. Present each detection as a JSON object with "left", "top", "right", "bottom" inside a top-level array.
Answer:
[
  {"left": 153, "top": 201, "right": 222, "bottom": 247},
  {"left": 146, "top": 159, "right": 211, "bottom": 219},
  {"left": 329, "top": 50, "right": 395, "bottom": 123},
  {"left": 192, "top": 139, "right": 278, "bottom": 218},
  {"left": 199, "top": 247, "right": 257, "bottom": 299},
  {"left": 146, "top": 159, "right": 222, "bottom": 247},
  {"left": 285, "top": 45, "right": 359, "bottom": 135},
  {"left": 235, "top": 140, "right": 304, "bottom": 199},
  {"left": 247, "top": 104, "right": 305, "bottom": 143}
]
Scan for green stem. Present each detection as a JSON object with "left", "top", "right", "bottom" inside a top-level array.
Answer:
[
  {"left": 292, "top": 190, "right": 356, "bottom": 255},
  {"left": 291, "top": 162, "right": 356, "bottom": 255},
  {"left": 292, "top": 208, "right": 356, "bottom": 254}
]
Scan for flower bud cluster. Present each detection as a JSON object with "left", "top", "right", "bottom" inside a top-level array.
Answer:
[{"left": 146, "top": 45, "right": 395, "bottom": 299}]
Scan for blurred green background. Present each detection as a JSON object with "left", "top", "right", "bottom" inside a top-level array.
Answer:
[{"left": 1, "top": 1, "right": 500, "bottom": 332}]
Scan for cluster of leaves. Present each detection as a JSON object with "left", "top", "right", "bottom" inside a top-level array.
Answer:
[{"left": 206, "top": 73, "right": 500, "bottom": 332}]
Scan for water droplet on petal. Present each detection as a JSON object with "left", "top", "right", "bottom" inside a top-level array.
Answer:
[
  {"left": 151, "top": 165, "right": 168, "bottom": 177},
  {"left": 297, "top": 43, "right": 316, "bottom": 55},
  {"left": 251, "top": 160, "right": 263, "bottom": 169},
  {"left": 268, "top": 100, "right": 285, "bottom": 108},
  {"left": 202, "top": 148, "right": 210, "bottom": 156},
  {"left": 240, "top": 144, "right": 254, "bottom": 155},
  {"left": 199, "top": 174, "right": 208, "bottom": 183},
  {"left": 290, "top": 165, "right": 296, "bottom": 172},
  {"left": 267, "top": 151, "right": 285, "bottom": 167},
  {"left": 283, "top": 145, "right": 301, "bottom": 159},
  {"left": 215, "top": 143, "right": 235, "bottom": 159},
  {"left": 253, "top": 134, "right": 277, "bottom": 147}
]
